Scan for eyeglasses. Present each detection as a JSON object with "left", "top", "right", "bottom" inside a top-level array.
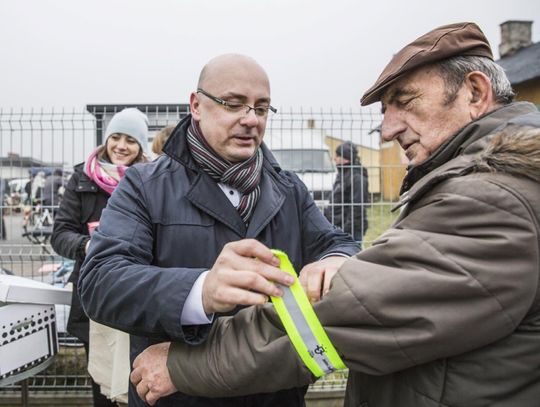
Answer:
[{"left": 197, "top": 88, "right": 277, "bottom": 117}]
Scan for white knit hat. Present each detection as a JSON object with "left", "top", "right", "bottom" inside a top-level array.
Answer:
[{"left": 105, "top": 108, "right": 149, "bottom": 154}]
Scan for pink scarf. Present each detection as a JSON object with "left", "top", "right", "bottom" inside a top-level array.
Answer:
[{"left": 84, "top": 147, "right": 127, "bottom": 195}]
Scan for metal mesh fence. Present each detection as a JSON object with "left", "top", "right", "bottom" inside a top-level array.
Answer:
[{"left": 0, "top": 105, "right": 405, "bottom": 400}]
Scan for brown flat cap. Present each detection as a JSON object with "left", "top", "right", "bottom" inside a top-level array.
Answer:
[{"left": 361, "top": 22, "right": 493, "bottom": 106}]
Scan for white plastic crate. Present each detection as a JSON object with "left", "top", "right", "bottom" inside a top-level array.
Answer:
[{"left": 0, "top": 275, "right": 71, "bottom": 386}]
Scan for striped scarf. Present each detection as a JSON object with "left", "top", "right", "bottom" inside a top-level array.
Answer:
[{"left": 186, "top": 118, "right": 263, "bottom": 225}]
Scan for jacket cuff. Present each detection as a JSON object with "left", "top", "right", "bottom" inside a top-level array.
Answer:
[
  {"left": 181, "top": 324, "right": 212, "bottom": 345},
  {"left": 76, "top": 237, "right": 91, "bottom": 261},
  {"left": 320, "top": 252, "right": 350, "bottom": 260}
]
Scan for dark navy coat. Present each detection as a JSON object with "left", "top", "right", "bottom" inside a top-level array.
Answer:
[{"left": 79, "top": 115, "right": 359, "bottom": 406}]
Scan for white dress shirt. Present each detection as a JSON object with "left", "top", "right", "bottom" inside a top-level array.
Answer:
[{"left": 180, "top": 183, "right": 240, "bottom": 325}]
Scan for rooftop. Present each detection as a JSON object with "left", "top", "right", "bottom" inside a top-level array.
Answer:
[{"left": 497, "top": 41, "right": 540, "bottom": 85}]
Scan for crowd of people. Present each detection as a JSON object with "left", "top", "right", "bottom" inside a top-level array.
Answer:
[{"left": 34, "top": 20, "right": 540, "bottom": 407}]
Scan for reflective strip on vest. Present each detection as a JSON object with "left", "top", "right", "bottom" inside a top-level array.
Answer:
[{"left": 270, "top": 249, "right": 346, "bottom": 378}]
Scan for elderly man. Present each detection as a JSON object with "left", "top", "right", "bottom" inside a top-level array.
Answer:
[
  {"left": 131, "top": 23, "right": 540, "bottom": 406},
  {"left": 79, "top": 54, "right": 359, "bottom": 407}
]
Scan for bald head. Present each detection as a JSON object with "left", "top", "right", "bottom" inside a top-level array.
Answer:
[
  {"left": 197, "top": 54, "right": 270, "bottom": 92},
  {"left": 190, "top": 53, "right": 273, "bottom": 163}
]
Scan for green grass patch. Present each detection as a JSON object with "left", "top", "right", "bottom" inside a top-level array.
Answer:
[{"left": 364, "top": 201, "right": 400, "bottom": 248}]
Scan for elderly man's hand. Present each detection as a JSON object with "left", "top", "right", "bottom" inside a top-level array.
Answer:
[
  {"left": 299, "top": 256, "right": 347, "bottom": 303},
  {"left": 203, "top": 239, "right": 294, "bottom": 314},
  {"left": 130, "top": 342, "right": 176, "bottom": 406}
]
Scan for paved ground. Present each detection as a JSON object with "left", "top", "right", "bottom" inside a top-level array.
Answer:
[{"left": 1, "top": 211, "right": 58, "bottom": 278}]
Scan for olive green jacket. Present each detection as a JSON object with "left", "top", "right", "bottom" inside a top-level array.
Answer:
[{"left": 167, "top": 102, "right": 540, "bottom": 407}]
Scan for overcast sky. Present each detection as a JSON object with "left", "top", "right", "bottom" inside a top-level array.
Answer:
[{"left": 1, "top": 0, "right": 539, "bottom": 110}]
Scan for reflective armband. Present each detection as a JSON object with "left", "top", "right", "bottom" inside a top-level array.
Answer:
[{"left": 270, "top": 249, "right": 346, "bottom": 378}]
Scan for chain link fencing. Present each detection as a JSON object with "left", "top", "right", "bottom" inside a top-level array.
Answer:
[{"left": 0, "top": 105, "right": 405, "bottom": 402}]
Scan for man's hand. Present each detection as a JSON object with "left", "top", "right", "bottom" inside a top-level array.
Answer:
[
  {"left": 203, "top": 239, "right": 294, "bottom": 314},
  {"left": 130, "top": 342, "right": 175, "bottom": 406},
  {"left": 299, "top": 256, "right": 347, "bottom": 303}
]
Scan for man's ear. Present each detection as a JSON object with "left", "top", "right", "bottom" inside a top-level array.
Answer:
[
  {"left": 190, "top": 92, "right": 201, "bottom": 120},
  {"left": 464, "top": 71, "right": 494, "bottom": 120}
]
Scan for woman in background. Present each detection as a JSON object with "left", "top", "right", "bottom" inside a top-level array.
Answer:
[{"left": 51, "top": 108, "right": 149, "bottom": 407}]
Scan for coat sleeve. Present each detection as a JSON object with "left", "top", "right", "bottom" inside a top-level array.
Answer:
[
  {"left": 167, "top": 304, "right": 315, "bottom": 397},
  {"left": 51, "top": 173, "right": 89, "bottom": 262},
  {"left": 166, "top": 175, "right": 538, "bottom": 395},
  {"left": 319, "top": 175, "right": 539, "bottom": 375},
  {"left": 78, "top": 167, "right": 207, "bottom": 343}
]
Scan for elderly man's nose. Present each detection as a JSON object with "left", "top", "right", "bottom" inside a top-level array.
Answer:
[{"left": 381, "top": 111, "right": 405, "bottom": 142}]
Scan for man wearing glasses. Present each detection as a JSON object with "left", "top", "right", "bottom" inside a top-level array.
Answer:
[{"left": 79, "top": 54, "right": 359, "bottom": 407}]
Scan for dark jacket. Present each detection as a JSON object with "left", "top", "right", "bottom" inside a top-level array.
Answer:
[
  {"left": 324, "top": 162, "right": 369, "bottom": 241},
  {"left": 164, "top": 102, "right": 540, "bottom": 407},
  {"left": 79, "top": 115, "right": 359, "bottom": 407},
  {"left": 50, "top": 163, "right": 109, "bottom": 343},
  {"left": 42, "top": 173, "right": 64, "bottom": 207}
]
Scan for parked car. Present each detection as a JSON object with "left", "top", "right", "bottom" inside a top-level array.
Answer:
[{"left": 264, "top": 129, "right": 335, "bottom": 211}]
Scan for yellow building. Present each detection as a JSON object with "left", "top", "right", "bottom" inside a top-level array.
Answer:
[{"left": 379, "top": 141, "right": 408, "bottom": 201}]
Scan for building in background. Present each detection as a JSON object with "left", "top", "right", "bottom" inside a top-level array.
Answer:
[
  {"left": 0, "top": 153, "right": 64, "bottom": 180},
  {"left": 497, "top": 20, "right": 540, "bottom": 107},
  {"left": 86, "top": 104, "right": 190, "bottom": 150}
]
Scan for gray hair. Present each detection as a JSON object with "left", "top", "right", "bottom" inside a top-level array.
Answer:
[{"left": 433, "top": 56, "right": 515, "bottom": 106}]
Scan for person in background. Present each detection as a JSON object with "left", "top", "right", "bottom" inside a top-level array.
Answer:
[
  {"left": 79, "top": 53, "right": 359, "bottom": 407},
  {"left": 51, "top": 108, "right": 149, "bottom": 407},
  {"left": 24, "top": 175, "right": 32, "bottom": 205},
  {"left": 31, "top": 171, "right": 46, "bottom": 205},
  {"left": 324, "top": 141, "right": 369, "bottom": 244},
  {"left": 130, "top": 22, "right": 540, "bottom": 407},
  {"left": 151, "top": 124, "right": 176, "bottom": 157},
  {"left": 42, "top": 168, "right": 64, "bottom": 216}
]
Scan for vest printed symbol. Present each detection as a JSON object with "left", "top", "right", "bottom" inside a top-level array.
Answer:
[{"left": 310, "top": 345, "right": 327, "bottom": 358}]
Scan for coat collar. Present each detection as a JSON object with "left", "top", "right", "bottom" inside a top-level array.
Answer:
[
  {"left": 163, "top": 114, "right": 286, "bottom": 237},
  {"left": 162, "top": 115, "right": 199, "bottom": 171},
  {"left": 74, "top": 163, "right": 99, "bottom": 193}
]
